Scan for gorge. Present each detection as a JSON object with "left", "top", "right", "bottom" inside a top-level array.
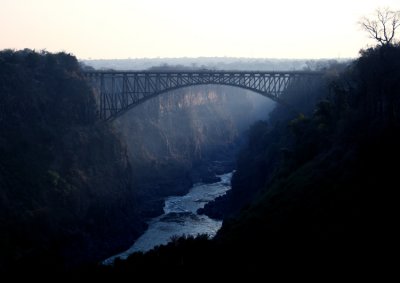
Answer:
[{"left": 1, "top": 43, "right": 399, "bottom": 276}]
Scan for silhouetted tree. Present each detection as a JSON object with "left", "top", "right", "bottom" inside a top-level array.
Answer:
[{"left": 360, "top": 7, "right": 400, "bottom": 46}]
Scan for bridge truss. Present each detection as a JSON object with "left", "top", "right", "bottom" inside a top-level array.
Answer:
[{"left": 84, "top": 71, "right": 322, "bottom": 121}]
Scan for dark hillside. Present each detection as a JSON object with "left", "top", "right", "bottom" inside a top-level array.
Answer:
[{"left": 0, "top": 50, "right": 143, "bottom": 272}]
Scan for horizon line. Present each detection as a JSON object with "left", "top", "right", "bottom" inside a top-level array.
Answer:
[{"left": 81, "top": 56, "right": 354, "bottom": 61}]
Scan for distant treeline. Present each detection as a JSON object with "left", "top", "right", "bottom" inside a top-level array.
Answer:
[{"left": 82, "top": 57, "right": 350, "bottom": 71}]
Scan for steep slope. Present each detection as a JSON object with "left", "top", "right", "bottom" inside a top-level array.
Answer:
[
  {"left": 214, "top": 47, "right": 399, "bottom": 268},
  {"left": 0, "top": 50, "right": 144, "bottom": 271}
]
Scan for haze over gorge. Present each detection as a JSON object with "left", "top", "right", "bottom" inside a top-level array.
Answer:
[{"left": 1, "top": 0, "right": 399, "bottom": 277}]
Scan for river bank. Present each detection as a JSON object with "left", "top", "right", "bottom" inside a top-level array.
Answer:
[{"left": 103, "top": 171, "right": 233, "bottom": 265}]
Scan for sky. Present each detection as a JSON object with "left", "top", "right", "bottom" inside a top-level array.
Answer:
[{"left": 0, "top": 0, "right": 399, "bottom": 59}]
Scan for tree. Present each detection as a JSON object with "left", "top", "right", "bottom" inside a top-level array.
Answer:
[{"left": 360, "top": 7, "right": 400, "bottom": 46}]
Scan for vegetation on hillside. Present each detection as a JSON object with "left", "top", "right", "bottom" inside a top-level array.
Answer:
[{"left": 0, "top": 49, "right": 144, "bottom": 272}]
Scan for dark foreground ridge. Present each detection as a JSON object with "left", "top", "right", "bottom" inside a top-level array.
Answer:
[{"left": 0, "top": 50, "right": 145, "bottom": 272}]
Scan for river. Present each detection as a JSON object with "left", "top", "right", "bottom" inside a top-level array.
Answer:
[{"left": 103, "top": 171, "right": 233, "bottom": 265}]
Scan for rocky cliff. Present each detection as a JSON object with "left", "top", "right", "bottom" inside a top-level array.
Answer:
[{"left": 114, "top": 85, "right": 273, "bottom": 216}]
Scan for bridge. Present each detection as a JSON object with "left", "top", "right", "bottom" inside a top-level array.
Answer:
[{"left": 83, "top": 70, "right": 323, "bottom": 121}]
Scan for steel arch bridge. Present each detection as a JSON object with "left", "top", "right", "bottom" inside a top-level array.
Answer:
[{"left": 83, "top": 70, "right": 323, "bottom": 121}]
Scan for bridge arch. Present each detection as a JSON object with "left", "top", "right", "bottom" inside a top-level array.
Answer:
[{"left": 84, "top": 71, "right": 322, "bottom": 121}]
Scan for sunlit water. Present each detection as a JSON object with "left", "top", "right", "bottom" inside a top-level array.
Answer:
[{"left": 103, "top": 171, "right": 233, "bottom": 265}]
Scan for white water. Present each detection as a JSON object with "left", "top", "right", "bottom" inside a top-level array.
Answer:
[{"left": 103, "top": 171, "right": 233, "bottom": 265}]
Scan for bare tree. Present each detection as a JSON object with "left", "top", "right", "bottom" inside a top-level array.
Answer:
[{"left": 360, "top": 7, "right": 400, "bottom": 46}]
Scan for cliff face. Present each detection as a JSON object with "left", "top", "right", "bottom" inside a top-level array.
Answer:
[
  {"left": 114, "top": 85, "right": 274, "bottom": 215},
  {"left": 0, "top": 50, "right": 144, "bottom": 271}
]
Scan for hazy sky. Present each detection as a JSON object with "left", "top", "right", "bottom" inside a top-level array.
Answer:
[{"left": 1, "top": 0, "right": 399, "bottom": 59}]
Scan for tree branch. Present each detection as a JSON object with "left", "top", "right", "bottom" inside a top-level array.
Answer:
[{"left": 360, "top": 8, "right": 400, "bottom": 46}]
